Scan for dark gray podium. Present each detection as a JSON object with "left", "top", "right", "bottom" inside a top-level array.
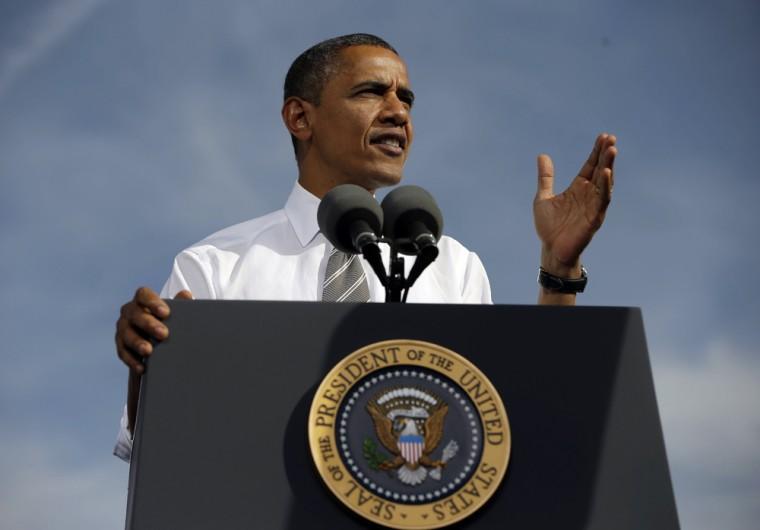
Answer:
[{"left": 125, "top": 302, "right": 679, "bottom": 529}]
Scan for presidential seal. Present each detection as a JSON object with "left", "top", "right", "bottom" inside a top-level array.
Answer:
[{"left": 308, "top": 340, "right": 510, "bottom": 529}]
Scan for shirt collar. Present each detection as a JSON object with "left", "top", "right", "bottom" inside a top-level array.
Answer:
[{"left": 284, "top": 180, "right": 322, "bottom": 247}]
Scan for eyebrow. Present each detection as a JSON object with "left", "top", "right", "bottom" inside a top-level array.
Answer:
[{"left": 351, "top": 80, "right": 415, "bottom": 106}]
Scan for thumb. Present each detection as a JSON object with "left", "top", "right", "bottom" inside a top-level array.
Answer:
[
  {"left": 536, "top": 154, "right": 554, "bottom": 200},
  {"left": 173, "top": 290, "right": 193, "bottom": 300}
]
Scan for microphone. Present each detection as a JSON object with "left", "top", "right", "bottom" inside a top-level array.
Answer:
[
  {"left": 317, "top": 183, "right": 444, "bottom": 302},
  {"left": 380, "top": 185, "right": 443, "bottom": 255},
  {"left": 381, "top": 186, "right": 443, "bottom": 298},
  {"left": 317, "top": 184, "right": 383, "bottom": 253},
  {"left": 317, "top": 184, "right": 387, "bottom": 284}
]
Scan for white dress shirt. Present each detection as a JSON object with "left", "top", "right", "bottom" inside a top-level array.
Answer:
[{"left": 114, "top": 181, "right": 492, "bottom": 461}]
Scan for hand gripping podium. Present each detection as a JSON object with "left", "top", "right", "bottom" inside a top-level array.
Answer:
[{"left": 125, "top": 302, "right": 679, "bottom": 529}]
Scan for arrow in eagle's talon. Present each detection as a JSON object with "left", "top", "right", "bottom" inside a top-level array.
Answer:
[
  {"left": 430, "top": 440, "right": 459, "bottom": 480},
  {"left": 441, "top": 440, "right": 459, "bottom": 462}
]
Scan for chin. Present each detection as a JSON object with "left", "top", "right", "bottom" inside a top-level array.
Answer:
[
  {"left": 370, "top": 174, "right": 403, "bottom": 190},
  {"left": 364, "top": 166, "right": 405, "bottom": 190},
  {"left": 342, "top": 160, "right": 405, "bottom": 192}
]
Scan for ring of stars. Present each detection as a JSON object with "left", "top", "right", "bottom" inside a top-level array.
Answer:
[{"left": 338, "top": 368, "right": 482, "bottom": 504}]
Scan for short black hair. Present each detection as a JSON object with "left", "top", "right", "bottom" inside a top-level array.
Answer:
[{"left": 284, "top": 33, "right": 399, "bottom": 156}]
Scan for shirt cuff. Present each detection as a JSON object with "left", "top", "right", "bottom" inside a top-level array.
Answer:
[{"left": 113, "top": 404, "right": 133, "bottom": 463}]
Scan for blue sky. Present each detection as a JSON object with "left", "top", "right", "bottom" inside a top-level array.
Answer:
[{"left": 1, "top": 0, "right": 758, "bottom": 528}]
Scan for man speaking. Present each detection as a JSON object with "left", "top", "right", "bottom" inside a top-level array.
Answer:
[{"left": 113, "top": 34, "right": 616, "bottom": 461}]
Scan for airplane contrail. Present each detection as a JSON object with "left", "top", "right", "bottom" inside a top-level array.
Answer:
[{"left": 0, "top": 0, "right": 107, "bottom": 99}]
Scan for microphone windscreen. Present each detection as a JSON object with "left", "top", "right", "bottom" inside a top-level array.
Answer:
[
  {"left": 317, "top": 184, "right": 383, "bottom": 253},
  {"left": 380, "top": 185, "right": 443, "bottom": 254}
]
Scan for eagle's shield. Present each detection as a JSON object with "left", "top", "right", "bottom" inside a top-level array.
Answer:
[{"left": 398, "top": 434, "right": 425, "bottom": 465}]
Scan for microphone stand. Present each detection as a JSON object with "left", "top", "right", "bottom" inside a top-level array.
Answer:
[
  {"left": 387, "top": 246, "right": 406, "bottom": 303},
  {"left": 360, "top": 238, "right": 438, "bottom": 303}
]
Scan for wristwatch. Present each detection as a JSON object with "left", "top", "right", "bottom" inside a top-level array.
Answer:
[{"left": 537, "top": 266, "right": 588, "bottom": 294}]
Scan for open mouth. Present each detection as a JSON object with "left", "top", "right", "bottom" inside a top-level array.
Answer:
[{"left": 369, "top": 131, "right": 406, "bottom": 156}]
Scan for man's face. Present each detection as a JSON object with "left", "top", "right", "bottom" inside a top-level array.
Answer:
[{"left": 307, "top": 45, "right": 414, "bottom": 192}]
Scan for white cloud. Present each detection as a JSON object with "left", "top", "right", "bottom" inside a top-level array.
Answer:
[
  {"left": 653, "top": 340, "right": 760, "bottom": 530},
  {"left": 677, "top": 490, "right": 760, "bottom": 530},
  {"left": 0, "top": 437, "right": 127, "bottom": 530}
]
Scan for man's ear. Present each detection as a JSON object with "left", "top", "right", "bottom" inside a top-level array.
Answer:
[{"left": 281, "top": 97, "right": 313, "bottom": 143}]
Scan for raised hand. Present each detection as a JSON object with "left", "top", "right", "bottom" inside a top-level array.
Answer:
[{"left": 533, "top": 133, "right": 617, "bottom": 275}]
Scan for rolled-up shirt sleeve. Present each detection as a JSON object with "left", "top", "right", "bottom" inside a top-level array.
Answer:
[
  {"left": 160, "top": 250, "right": 216, "bottom": 299},
  {"left": 113, "top": 405, "right": 133, "bottom": 463}
]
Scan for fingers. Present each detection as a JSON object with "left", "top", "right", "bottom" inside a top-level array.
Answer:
[
  {"left": 115, "top": 321, "right": 142, "bottom": 374},
  {"left": 599, "top": 144, "right": 617, "bottom": 189},
  {"left": 579, "top": 133, "right": 616, "bottom": 181},
  {"left": 577, "top": 134, "right": 604, "bottom": 180},
  {"left": 128, "top": 304, "right": 169, "bottom": 340},
  {"left": 134, "top": 286, "right": 169, "bottom": 318},
  {"left": 120, "top": 291, "right": 170, "bottom": 341},
  {"left": 596, "top": 168, "right": 613, "bottom": 209},
  {"left": 597, "top": 134, "right": 616, "bottom": 175},
  {"left": 116, "top": 305, "right": 168, "bottom": 372},
  {"left": 592, "top": 136, "right": 617, "bottom": 200},
  {"left": 115, "top": 320, "right": 153, "bottom": 374},
  {"left": 174, "top": 289, "right": 193, "bottom": 300},
  {"left": 115, "top": 311, "right": 160, "bottom": 374},
  {"left": 115, "top": 286, "right": 173, "bottom": 373},
  {"left": 536, "top": 154, "right": 555, "bottom": 200}
]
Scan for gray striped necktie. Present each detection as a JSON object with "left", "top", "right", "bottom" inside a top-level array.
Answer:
[{"left": 322, "top": 248, "right": 371, "bottom": 302}]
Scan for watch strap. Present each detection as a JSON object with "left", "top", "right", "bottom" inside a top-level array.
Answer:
[{"left": 537, "top": 266, "right": 588, "bottom": 294}]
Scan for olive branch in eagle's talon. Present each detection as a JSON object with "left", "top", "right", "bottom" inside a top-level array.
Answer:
[{"left": 362, "top": 437, "right": 390, "bottom": 471}]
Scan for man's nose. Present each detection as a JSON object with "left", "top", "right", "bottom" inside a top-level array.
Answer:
[{"left": 378, "top": 93, "right": 409, "bottom": 126}]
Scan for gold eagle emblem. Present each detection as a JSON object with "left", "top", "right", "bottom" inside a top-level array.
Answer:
[{"left": 366, "top": 387, "right": 458, "bottom": 485}]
